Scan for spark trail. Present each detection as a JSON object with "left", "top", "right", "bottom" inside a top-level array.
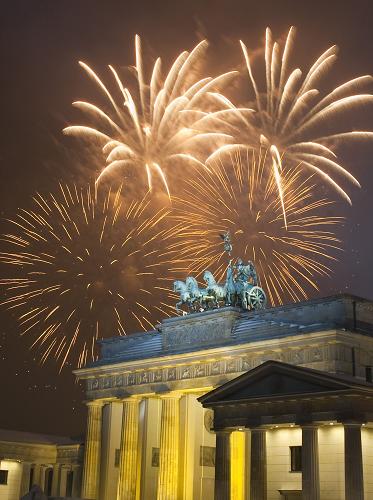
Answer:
[
  {"left": 0, "top": 184, "right": 186, "bottom": 370},
  {"left": 172, "top": 149, "right": 343, "bottom": 306},
  {"left": 208, "top": 27, "right": 373, "bottom": 223},
  {"left": 64, "top": 35, "right": 240, "bottom": 197}
]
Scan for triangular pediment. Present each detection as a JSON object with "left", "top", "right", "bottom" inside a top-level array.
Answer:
[
  {"left": 199, "top": 360, "right": 373, "bottom": 404},
  {"left": 221, "top": 372, "right": 342, "bottom": 400}
]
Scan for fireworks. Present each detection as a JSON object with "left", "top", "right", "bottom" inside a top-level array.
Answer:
[
  {"left": 3, "top": 29, "right": 369, "bottom": 369},
  {"left": 0, "top": 184, "right": 186, "bottom": 370},
  {"left": 208, "top": 27, "right": 373, "bottom": 223},
  {"left": 63, "top": 35, "right": 238, "bottom": 197},
  {"left": 171, "top": 149, "right": 343, "bottom": 306}
]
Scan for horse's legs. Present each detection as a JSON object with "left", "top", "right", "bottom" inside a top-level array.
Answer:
[
  {"left": 241, "top": 291, "right": 247, "bottom": 309},
  {"left": 191, "top": 298, "right": 198, "bottom": 313}
]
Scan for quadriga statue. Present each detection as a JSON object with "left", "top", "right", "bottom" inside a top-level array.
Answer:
[{"left": 173, "top": 260, "right": 266, "bottom": 314}]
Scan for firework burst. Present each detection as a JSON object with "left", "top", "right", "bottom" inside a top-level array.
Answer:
[
  {"left": 64, "top": 35, "right": 239, "bottom": 197},
  {"left": 172, "top": 149, "right": 343, "bottom": 306},
  {"left": 240, "top": 26, "right": 373, "bottom": 201},
  {"left": 207, "top": 27, "right": 373, "bottom": 224},
  {"left": 0, "top": 184, "right": 185, "bottom": 370}
]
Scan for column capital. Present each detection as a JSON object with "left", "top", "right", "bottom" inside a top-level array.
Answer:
[
  {"left": 85, "top": 399, "right": 104, "bottom": 408},
  {"left": 158, "top": 391, "right": 182, "bottom": 400},
  {"left": 61, "top": 464, "right": 73, "bottom": 470},
  {"left": 120, "top": 396, "right": 142, "bottom": 403},
  {"left": 301, "top": 423, "right": 320, "bottom": 430},
  {"left": 343, "top": 421, "right": 365, "bottom": 427},
  {"left": 249, "top": 426, "right": 267, "bottom": 434}
]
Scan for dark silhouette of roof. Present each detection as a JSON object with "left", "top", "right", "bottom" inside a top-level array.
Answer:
[{"left": 0, "top": 428, "right": 82, "bottom": 446}]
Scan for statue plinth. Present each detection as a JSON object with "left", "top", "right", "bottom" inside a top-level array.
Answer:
[{"left": 161, "top": 306, "right": 241, "bottom": 351}]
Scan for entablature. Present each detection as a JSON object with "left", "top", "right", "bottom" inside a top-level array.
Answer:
[{"left": 75, "top": 328, "right": 373, "bottom": 401}]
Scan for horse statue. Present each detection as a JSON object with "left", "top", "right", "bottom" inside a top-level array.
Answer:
[
  {"left": 203, "top": 271, "right": 226, "bottom": 306},
  {"left": 185, "top": 276, "right": 208, "bottom": 311},
  {"left": 173, "top": 280, "right": 191, "bottom": 312},
  {"left": 173, "top": 255, "right": 266, "bottom": 313}
]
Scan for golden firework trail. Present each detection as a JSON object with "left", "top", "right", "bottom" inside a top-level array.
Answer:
[
  {"left": 171, "top": 149, "right": 343, "bottom": 306},
  {"left": 0, "top": 184, "right": 186, "bottom": 371},
  {"left": 209, "top": 27, "right": 373, "bottom": 222},
  {"left": 64, "top": 36, "right": 241, "bottom": 197},
  {"left": 247, "top": 27, "right": 373, "bottom": 200}
]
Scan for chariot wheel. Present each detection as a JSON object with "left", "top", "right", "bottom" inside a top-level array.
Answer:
[{"left": 248, "top": 286, "right": 267, "bottom": 310}]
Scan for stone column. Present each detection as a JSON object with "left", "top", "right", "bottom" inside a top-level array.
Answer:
[
  {"left": 20, "top": 463, "right": 31, "bottom": 496},
  {"left": 51, "top": 463, "right": 61, "bottom": 496},
  {"left": 81, "top": 400, "right": 103, "bottom": 499},
  {"left": 72, "top": 465, "right": 82, "bottom": 498},
  {"left": 59, "top": 466, "right": 68, "bottom": 497},
  {"left": 116, "top": 398, "right": 141, "bottom": 500},
  {"left": 245, "top": 430, "right": 251, "bottom": 500},
  {"left": 250, "top": 428, "right": 267, "bottom": 500},
  {"left": 39, "top": 466, "right": 47, "bottom": 492},
  {"left": 230, "top": 430, "right": 245, "bottom": 500},
  {"left": 302, "top": 424, "right": 320, "bottom": 500},
  {"left": 214, "top": 430, "right": 231, "bottom": 500},
  {"left": 33, "top": 464, "right": 42, "bottom": 487},
  {"left": 344, "top": 423, "right": 364, "bottom": 500},
  {"left": 157, "top": 393, "right": 181, "bottom": 500}
]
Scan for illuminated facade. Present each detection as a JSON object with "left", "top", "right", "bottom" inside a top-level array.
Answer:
[
  {"left": 75, "top": 294, "right": 373, "bottom": 499},
  {"left": 0, "top": 429, "right": 83, "bottom": 499}
]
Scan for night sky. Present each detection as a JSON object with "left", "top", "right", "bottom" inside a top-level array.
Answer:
[{"left": 1, "top": 0, "right": 373, "bottom": 437}]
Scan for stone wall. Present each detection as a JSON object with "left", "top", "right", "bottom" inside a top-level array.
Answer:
[{"left": 0, "top": 460, "right": 23, "bottom": 500}]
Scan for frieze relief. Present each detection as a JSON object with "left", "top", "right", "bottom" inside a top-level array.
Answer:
[
  {"left": 311, "top": 347, "right": 323, "bottom": 361},
  {"left": 87, "top": 342, "right": 336, "bottom": 395},
  {"left": 181, "top": 366, "right": 191, "bottom": 379},
  {"left": 161, "top": 310, "right": 241, "bottom": 351},
  {"left": 114, "top": 375, "right": 123, "bottom": 387},
  {"left": 57, "top": 447, "right": 81, "bottom": 460},
  {"left": 241, "top": 357, "right": 252, "bottom": 370},
  {"left": 164, "top": 321, "right": 228, "bottom": 348},
  {"left": 226, "top": 359, "right": 238, "bottom": 373},
  {"left": 291, "top": 349, "right": 305, "bottom": 364},
  {"left": 102, "top": 377, "right": 111, "bottom": 389},
  {"left": 139, "top": 371, "right": 149, "bottom": 384},
  {"left": 211, "top": 361, "right": 221, "bottom": 375},
  {"left": 195, "top": 365, "right": 206, "bottom": 377}
]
